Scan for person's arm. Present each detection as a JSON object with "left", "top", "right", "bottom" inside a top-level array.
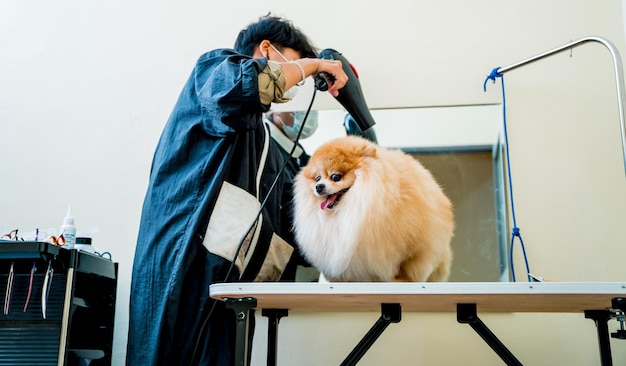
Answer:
[
  {"left": 280, "top": 58, "right": 347, "bottom": 97},
  {"left": 258, "top": 58, "right": 348, "bottom": 105}
]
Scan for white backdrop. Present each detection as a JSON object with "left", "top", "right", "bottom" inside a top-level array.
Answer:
[{"left": 2, "top": 1, "right": 626, "bottom": 364}]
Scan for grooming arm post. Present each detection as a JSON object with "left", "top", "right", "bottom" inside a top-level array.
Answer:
[
  {"left": 492, "top": 36, "right": 626, "bottom": 178},
  {"left": 611, "top": 297, "right": 626, "bottom": 339}
]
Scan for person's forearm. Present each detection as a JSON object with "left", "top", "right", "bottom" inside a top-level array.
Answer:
[{"left": 281, "top": 59, "right": 319, "bottom": 90}]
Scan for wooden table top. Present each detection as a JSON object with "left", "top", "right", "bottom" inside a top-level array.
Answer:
[{"left": 209, "top": 282, "right": 626, "bottom": 313}]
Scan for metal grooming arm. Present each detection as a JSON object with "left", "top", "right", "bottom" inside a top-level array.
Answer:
[{"left": 488, "top": 36, "right": 626, "bottom": 177}]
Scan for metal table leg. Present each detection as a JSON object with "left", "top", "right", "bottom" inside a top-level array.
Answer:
[
  {"left": 226, "top": 297, "right": 257, "bottom": 366},
  {"left": 262, "top": 309, "right": 289, "bottom": 366},
  {"left": 585, "top": 309, "right": 613, "bottom": 366}
]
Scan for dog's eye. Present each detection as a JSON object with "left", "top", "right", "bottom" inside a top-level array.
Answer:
[
  {"left": 331, "top": 174, "right": 342, "bottom": 182},
  {"left": 315, "top": 176, "right": 321, "bottom": 182}
]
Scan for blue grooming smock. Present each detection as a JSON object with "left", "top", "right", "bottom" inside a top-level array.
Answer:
[{"left": 127, "top": 48, "right": 303, "bottom": 366}]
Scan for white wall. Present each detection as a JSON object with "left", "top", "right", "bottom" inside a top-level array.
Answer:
[{"left": 1, "top": 0, "right": 625, "bottom": 365}]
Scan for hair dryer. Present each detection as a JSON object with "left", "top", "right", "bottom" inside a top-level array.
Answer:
[{"left": 314, "top": 49, "right": 377, "bottom": 133}]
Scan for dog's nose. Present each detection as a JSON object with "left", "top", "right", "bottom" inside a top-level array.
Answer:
[{"left": 315, "top": 183, "right": 325, "bottom": 195}]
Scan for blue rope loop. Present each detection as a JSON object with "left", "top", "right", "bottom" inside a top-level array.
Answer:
[
  {"left": 483, "top": 67, "right": 502, "bottom": 92},
  {"left": 508, "top": 227, "right": 530, "bottom": 282},
  {"left": 484, "top": 68, "right": 532, "bottom": 282}
]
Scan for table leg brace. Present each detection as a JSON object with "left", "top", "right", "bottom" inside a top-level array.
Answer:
[
  {"left": 457, "top": 303, "right": 522, "bottom": 366},
  {"left": 340, "top": 303, "right": 402, "bottom": 366}
]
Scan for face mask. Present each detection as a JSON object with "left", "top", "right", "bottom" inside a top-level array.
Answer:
[
  {"left": 267, "top": 44, "right": 301, "bottom": 100},
  {"left": 277, "top": 110, "right": 319, "bottom": 141}
]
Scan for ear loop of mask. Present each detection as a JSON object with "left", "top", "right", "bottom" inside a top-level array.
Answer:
[
  {"left": 270, "top": 44, "right": 289, "bottom": 62},
  {"left": 270, "top": 44, "right": 306, "bottom": 87}
]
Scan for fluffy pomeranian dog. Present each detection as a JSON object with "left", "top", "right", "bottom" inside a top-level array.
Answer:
[{"left": 293, "top": 135, "right": 454, "bottom": 282}]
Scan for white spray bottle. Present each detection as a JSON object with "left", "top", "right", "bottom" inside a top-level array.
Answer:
[{"left": 60, "top": 206, "right": 77, "bottom": 249}]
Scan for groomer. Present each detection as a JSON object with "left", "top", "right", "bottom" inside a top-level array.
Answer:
[{"left": 126, "top": 14, "right": 347, "bottom": 366}]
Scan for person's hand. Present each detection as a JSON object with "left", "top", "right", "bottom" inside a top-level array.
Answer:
[
  {"left": 315, "top": 59, "right": 348, "bottom": 97},
  {"left": 291, "top": 58, "right": 349, "bottom": 97}
]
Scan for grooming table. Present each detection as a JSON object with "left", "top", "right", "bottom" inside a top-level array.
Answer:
[{"left": 210, "top": 282, "right": 626, "bottom": 366}]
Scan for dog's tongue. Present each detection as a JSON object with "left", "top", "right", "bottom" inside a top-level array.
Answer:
[{"left": 320, "top": 193, "right": 339, "bottom": 210}]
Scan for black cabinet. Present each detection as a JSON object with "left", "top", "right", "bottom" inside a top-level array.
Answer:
[{"left": 0, "top": 242, "right": 117, "bottom": 365}]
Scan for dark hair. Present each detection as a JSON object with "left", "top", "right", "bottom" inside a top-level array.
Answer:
[{"left": 234, "top": 14, "right": 318, "bottom": 58}]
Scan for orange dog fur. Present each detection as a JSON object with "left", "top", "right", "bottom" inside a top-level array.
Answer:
[{"left": 293, "top": 135, "right": 454, "bottom": 282}]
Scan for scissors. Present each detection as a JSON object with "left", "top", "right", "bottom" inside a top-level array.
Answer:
[
  {"left": 41, "top": 261, "right": 54, "bottom": 319},
  {"left": 1, "top": 229, "right": 23, "bottom": 241},
  {"left": 3, "top": 262, "right": 15, "bottom": 315},
  {"left": 23, "top": 261, "right": 37, "bottom": 312},
  {"left": 44, "top": 234, "right": 66, "bottom": 247}
]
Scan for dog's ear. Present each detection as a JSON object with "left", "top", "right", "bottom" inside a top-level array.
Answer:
[{"left": 359, "top": 142, "right": 377, "bottom": 158}]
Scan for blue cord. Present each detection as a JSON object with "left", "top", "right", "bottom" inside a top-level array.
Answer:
[{"left": 484, "top": 67, "right": 532, "bottom": 282}]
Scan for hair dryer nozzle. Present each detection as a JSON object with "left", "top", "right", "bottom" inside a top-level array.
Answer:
[
  {"left": 344, "top": 114, "right": 378, "bottom": 143},
  {"left": 315, "top": 49, "right": 376, "bottom": 132}
]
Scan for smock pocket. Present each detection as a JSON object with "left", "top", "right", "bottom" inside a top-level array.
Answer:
[{"left": 202, "top": 182, "right": 262, "bottom": 276}]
